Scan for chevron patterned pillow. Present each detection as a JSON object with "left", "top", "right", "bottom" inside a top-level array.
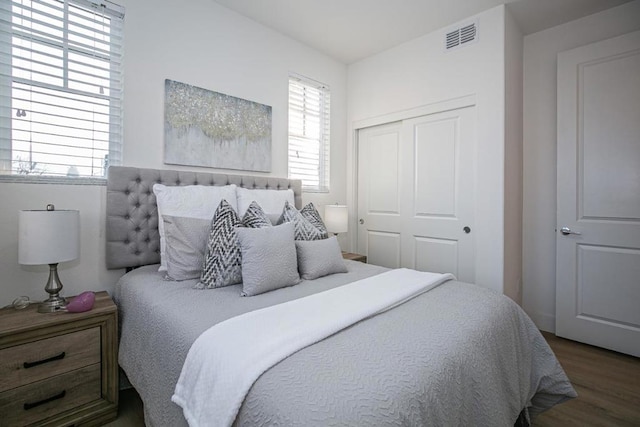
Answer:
[
  {"left": 241, "top": 201, "right": 272, "bottom": 228},
  {"left": 197, "top": 199, "right": 243, "bottom": 289},
  {"left": 300, "top": 202, "right": 329, "bottom": 239},
  {"left": 278, "top": 201, "right": 326, "bottom": 241}
]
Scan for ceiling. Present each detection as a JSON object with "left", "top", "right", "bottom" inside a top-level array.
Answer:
[{"left": 212, "top": 0, "right": 633, "bottom": 63}]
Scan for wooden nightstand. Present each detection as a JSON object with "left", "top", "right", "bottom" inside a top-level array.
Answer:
[
  {"left": 342, "top": 252, "right": 367, "bottom": 263},
  {"left": 0, "top": 291, "right": 118, "bottom": 426}
]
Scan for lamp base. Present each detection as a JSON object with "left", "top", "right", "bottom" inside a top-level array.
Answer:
[
  {"left": 38, "top": 296, "right": 67, "bottom": 313},
  {"left": 38, "top": 263, "right": 67, "bottom": 313}
]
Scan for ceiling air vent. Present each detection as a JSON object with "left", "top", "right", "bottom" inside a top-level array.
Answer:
[{"left": 445, "top": 22, "right": 477, "bottom": 51}]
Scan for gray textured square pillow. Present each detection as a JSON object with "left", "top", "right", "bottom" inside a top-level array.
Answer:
[
  {"left": 236, "top": 222, "right": 300, "bottom": 296},
  {"left": 163, "top": 215, "right": 211, "bottom": 281},
  {"left": 295, "top": 236, "right": 347, "bottom": 280}
]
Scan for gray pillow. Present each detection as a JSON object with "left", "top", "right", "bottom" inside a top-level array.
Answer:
[
  {"left": 278, "top": 201, "right": 326, "bottom": 241},
  {"left": 300, "top": 202, "right": 329, "bottom": 239},
  {"left": 295, "top": 236, "right": 347, "bottom": 280},
  {"left": 236, "top": 222, "right": 300, "bottom": 296},
  {"left": 198, "top": 200, "right": 243, "bottom": 289},
  {"left": 163, "top": 215, "right": 211, "bottom": 280},
  {"left": 241, "top": 201, "right": 272, "bottom": 228}
]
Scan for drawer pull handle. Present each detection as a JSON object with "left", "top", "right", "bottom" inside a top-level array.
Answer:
[
  {"left": 23, "top": 351, "right": 66, "bottom": 369},
  {"left": 23, "top": 390, "right": 66, "bottom": 410}
]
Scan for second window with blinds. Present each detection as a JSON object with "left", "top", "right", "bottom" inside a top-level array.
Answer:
[{"left": 288, "top": 74, "right": 330, "bottom": 193}]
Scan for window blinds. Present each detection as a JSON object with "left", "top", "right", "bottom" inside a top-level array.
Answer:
[
  {"left": 288, "top": 74, "right": 330, "bottom": 192},
  {"left": 0, "top": 0, "right": 124, "bottom": 180}
]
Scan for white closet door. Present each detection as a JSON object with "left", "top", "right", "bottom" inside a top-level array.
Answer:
[
  {"left": 400, "top": 107, "right": 475, "bottom": 281},
  {"left": 556, "top": 30, "right": 640, "bottom": 357},
  {"left": 357, "top": 122, "right": 403, "bottom": 269},
  {"left": 357, "top": 106, "right": 476, "bottom": 282}
]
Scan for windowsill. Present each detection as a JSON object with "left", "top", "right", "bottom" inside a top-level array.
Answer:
[
  {"left": 0, "top": 175, "right": 107, "bottom": 185},
  {"left": 302, "top": 188, "right": 330, "bottom": 194}
]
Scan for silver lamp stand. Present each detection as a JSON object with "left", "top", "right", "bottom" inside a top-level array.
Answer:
[{"left": 38, "top": 263, "right": 68, "bottom": 313}]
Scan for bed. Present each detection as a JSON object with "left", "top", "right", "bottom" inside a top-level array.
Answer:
[{"left": 106, "top": 166, "right": 576, "bottom": 427}]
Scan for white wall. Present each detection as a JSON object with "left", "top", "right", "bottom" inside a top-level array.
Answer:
[
  {"left": 522, "top": 0, "right": 640, "bottom": 331},
  {"left": 503, "top": 8, "right": 523, "bottom": 304},
  {"left": 347, "top": 6, "right": 508, "bottom": 293},
  {"left": 0, "top": 0, "right": 347, "bottom": 307}
]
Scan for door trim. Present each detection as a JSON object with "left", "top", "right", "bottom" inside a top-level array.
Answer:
[{"left": 353, "top": 94, "right": 476, "bottom": 130}]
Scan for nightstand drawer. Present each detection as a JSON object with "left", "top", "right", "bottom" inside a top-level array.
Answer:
[
  {"left": 0, "top": 363, "right": 101, "bottom": 427},
  {"left": 0, "top": 291, "right": 117, "bottom": 426},
  {"left": 0, "top": 327, "right": 100, "bottom": 392}
]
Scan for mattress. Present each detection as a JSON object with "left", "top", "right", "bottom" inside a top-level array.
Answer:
[{"left": 114, "top": 260, "right": 576, "bottom": 426}]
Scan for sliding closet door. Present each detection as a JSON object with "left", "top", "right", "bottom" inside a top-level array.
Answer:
[
  {"left": 357, "top": 106, "right": 476, "bottom": 282},
  {"left": 357, "top": 122, "right": 403, "bottom": 269},
  {"left": 401, "top": 107, "right": 475, "bottom": 281}
]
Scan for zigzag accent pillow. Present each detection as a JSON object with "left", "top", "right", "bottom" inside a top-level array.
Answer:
[
  {"left": 197, "top": 199, "right": 243, "bottom": 289},
  {"left": 278, "top": 201, "right": 326, "bottom": 241},
  {"left": 242, "top": 201, "right": 272, "bottom": 228},
  {"left": 300, "top": 202, "right": 329, "bottom": 239}
]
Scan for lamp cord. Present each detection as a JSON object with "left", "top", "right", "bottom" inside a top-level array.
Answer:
[{"left": 2, "top": 296, "right": 33, "bottom": 310}]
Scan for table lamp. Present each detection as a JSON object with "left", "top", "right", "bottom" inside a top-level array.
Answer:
[
  {"left": 18, "top": 204, "right": 80, "bottom": 313},
  {"left": 324, "top": 204, "right": 348, "bottom": 236}
]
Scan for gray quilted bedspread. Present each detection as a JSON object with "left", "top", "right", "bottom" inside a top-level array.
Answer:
[{"left": 114, "top": 261, "right": 575, "bottom": 427}]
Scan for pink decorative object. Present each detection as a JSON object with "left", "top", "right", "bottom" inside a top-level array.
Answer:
[{"left": 66, "top": 291, "right": 95, "bottom": 313}]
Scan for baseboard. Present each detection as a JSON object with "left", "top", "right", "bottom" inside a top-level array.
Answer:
[{"left": 532, "top": 311, "right": 556, "bottom": 333}]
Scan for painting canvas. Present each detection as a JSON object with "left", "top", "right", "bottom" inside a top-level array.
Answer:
[{"left": 164, "top": 79, "right": 272, "bottom": 172}]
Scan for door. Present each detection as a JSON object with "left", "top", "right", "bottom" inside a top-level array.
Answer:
[
  {"left": 357, "top": 122, "right": 403, "bottom": 269},
  {"left": 357, "top": 106, "right": 476, "bottom": 282},
  {"left": 556, "top": 30, "right": 640, "bottom": 357}
]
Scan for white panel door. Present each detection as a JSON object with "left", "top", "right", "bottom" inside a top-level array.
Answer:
[
  {"left": 556, "top": 30, "right": 640, "bottom": 357},
  {"left": 402, "top": 107, "right": 475, "bottom": 282},
  {"left": 357, "top": 106, "right": 475, "bottom": 281},
  {"left": 401, "top": 108, "right": 475, "bottom": 282},
  {"left": 357, "top": 122, "right": 403, "bottom": 268}
]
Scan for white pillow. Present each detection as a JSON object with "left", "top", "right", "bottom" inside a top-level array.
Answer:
[
  {"left": 153, "top": 184, "right": 237, "bottom": 272},
  {"left": 236, "top": 187, "right": 294, "bottom": 217}
]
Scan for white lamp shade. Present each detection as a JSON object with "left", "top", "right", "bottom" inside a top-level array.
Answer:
[
  {"left": 19, "top": 209, "right": 80, "bottom": 265},
  {"left": 324, "top": 205, "right": 348, "bottom": 234}
]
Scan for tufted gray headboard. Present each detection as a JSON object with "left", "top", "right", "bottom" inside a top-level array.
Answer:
[{"left": 106, "top": 166, "right": 302, "bottom": 270}]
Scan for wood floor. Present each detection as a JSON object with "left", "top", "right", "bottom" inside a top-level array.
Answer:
[
  {"left": 106, "top": 332, "right": 640, "bottom": 426},
  {"left": 533, "top": 332, "right": 640, "bottom": 426},
  {"left": 103, "top": 387, "right": 144, "bottom": 427}
]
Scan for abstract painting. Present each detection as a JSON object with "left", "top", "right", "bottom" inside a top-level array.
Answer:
[{"left": 164, "top": 79, "right": 272, "bottom": 172}]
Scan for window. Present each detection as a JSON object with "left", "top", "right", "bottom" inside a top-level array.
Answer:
[
  {"left": 0, "top": 0, "right": 124, "bottom": 182},
  {"left": 288, "top": 74, "right": 330, "bottom": 192}
]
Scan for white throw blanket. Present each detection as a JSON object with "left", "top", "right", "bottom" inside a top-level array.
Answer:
[{"left": 172, "top": 268, "right": 454, "bottom": 427}]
